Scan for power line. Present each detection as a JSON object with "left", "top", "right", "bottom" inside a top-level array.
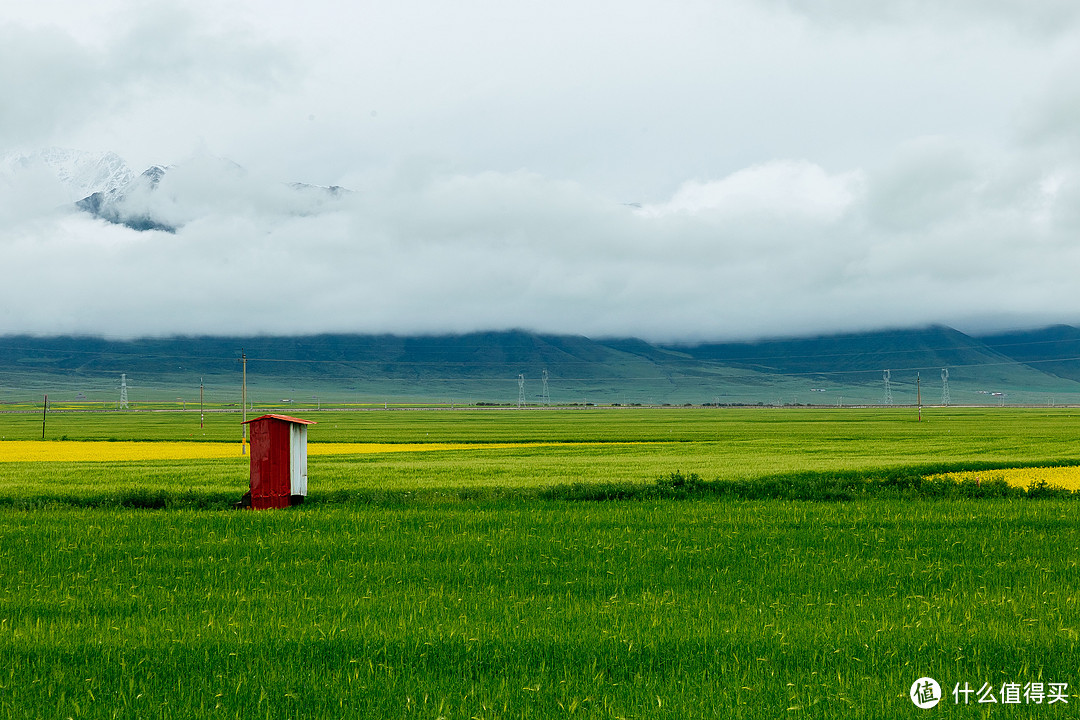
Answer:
[{"left": 8, "top": 333, "right": 1080, "bottom": 366}]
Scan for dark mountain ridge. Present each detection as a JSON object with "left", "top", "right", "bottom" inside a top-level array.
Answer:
[
  {"left": 2, "top": 326, "right": 1079, "bottom": 404},
  {"left": 666, "top": 326, "right": 1018, "bottom": 376},
  {"left": 978, "top": 325, "right": 1080, "bottom": 383}
]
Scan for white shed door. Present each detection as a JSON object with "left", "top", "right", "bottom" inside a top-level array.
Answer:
[{"left": 289, "top": 424, "right": 308, "bottom": 496}]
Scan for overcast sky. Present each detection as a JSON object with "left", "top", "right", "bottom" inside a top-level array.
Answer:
[{"left": 2, "top": 0, "right": 1080, "bottom": 341}]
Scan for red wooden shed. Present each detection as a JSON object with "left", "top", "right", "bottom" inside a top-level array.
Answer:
[{"left": 240, "top": 414, "right": 316, "bottom": 509}]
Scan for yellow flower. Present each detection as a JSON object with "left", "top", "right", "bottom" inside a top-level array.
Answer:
[{"left": 929, "top": 466, "right": 1080, "bottom": 491}]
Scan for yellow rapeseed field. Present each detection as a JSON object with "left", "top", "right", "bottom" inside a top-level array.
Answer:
[
  {"left": 0, "top": 440, "right": 582, "bottom": 463},
  {"left": 0, "top": 441, "right": 241, "bottom": 462},
  {"left": 930, "top": 466, "right": 1080, "bottom": 491}
]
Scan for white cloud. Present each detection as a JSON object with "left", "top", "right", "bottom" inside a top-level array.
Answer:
[
  {"left": 0, "top": 5, "right": 295, "bottom": 165},
  {"left": 639, "top": 161, "right": 861, "bottom": 223},
  {"left": 3, "top": 142, "right": 1080, "bottom": 342}
]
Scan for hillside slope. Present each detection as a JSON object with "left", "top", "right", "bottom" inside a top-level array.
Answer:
[
  {"left": 665, "top": 326, "right": 1042, "bottom": 382},
  {"left": 978, "top": 325, "right": 1080, "bottom": 383},
  {"left": 2, "top": 327, "right": 1079, "bottom": 405}
]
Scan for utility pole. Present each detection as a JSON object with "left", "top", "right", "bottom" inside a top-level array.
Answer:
[
  {"left": 917, "top": 373, "right": 922, "bottom": 422},
  {"left": 41, "top": 394, "right": 47, "bottom": 440},
  {"left": 200, "top": 377, "right": 204, "bottom": 430},
  {"left": 240, "top": 351, "right": 247, "bottom": 454}
]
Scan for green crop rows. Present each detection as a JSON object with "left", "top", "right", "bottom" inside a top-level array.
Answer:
[{"left": 1, "top": 408, "right": 1079, "bottom": 718}]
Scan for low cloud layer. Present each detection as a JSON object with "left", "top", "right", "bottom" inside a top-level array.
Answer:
[
  {"left": 2, "top": 143, "right": 1078, "bottom": 341},
  {"left": 2, "top": 1, "right": 1080, "bottom": 341}
]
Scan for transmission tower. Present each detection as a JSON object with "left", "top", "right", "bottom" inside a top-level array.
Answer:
[
  {"left": 540, "top": 369, "right": 551, "bottom": 407},
  {"left": 882, "top": 369, "right": 893, "bottom": 406},
  {"left": 518, "top": 374, "right": 526, "bottom": 408},
  {"left": 941, "top": 368, "right": 950, "bottom": 407},
  {"left": 119, "top": 373, "right": 129, "bottom": 409}
]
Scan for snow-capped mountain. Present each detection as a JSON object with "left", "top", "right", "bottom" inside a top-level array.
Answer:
[
  {"left": 76, "top": 165, "right": 175, "bottom": 232},
  {"left": 0, "top": 147, "right": 135, "bottom": 200},
  {"left": 69, "top": 153, "right": 350, "bottom": 232}
]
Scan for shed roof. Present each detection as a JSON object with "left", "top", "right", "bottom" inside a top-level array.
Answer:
[{"left": 241, "top": 414, "right": 317, "bottom": 426}]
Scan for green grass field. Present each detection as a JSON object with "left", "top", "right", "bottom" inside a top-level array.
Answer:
[{"left": 1, "top": 408, "right": 1079, "bottom": 718}]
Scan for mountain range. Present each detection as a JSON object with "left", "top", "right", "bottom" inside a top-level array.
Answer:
[{"left": 2, "top": 326, "right": 1079, "bottom": 406}]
